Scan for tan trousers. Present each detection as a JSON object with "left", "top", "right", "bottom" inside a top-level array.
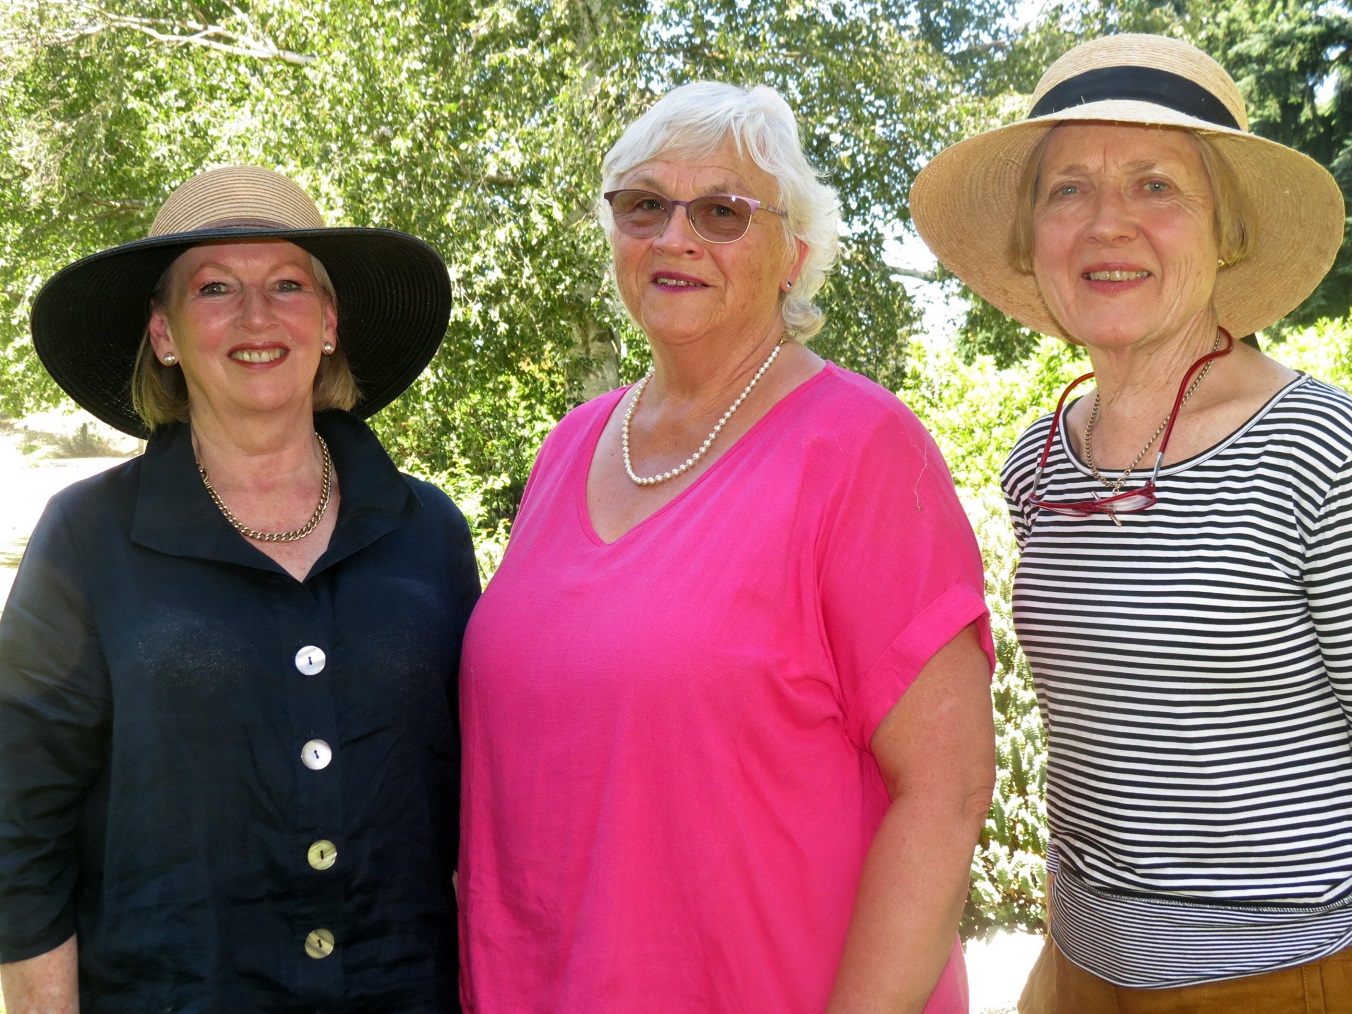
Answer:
[{"left": 1018, "top": 935, "right": 1352, "bottom": 1014}]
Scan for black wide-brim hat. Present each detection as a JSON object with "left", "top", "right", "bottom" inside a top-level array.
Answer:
[{"left": 31, "top": 165, "right": 452, "bottom": 437}]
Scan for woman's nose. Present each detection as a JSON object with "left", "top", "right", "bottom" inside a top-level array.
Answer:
[
  {"left": 652, "top": 205, "right": 702, "bottom": 252},
  {"left": 1087, "top": 188, "right": 1138, "bottom": 242},
  {"left": 238, "top": 285, "right": 275, "bottom": 325}
]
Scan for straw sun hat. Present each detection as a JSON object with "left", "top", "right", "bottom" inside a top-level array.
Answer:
[
  {"left": 31, "top": 165, "right": 452, "bottom": 437},
  {"left": 909, "top": 33, "right": 1345, "bottom": 343}
]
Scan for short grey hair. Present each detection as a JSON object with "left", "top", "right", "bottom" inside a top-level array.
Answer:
[{"left": 600, "top": 81, "right": 840, "bottom": 341}]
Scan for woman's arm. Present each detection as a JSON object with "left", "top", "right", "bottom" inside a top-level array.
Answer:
[
  {"left": 827, "top": 622, "right": 995, "bottom": 1014},
  {"left": 0, "top": 935, "right": 79, "bottom": 1014}
]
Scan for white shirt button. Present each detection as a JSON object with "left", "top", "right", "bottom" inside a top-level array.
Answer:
[
  {"left": 305, "top": 928, "right": 335, "bottom": 959},
  {"left": 294, "top": 646, "right": 326, "bottom": 675},
  {"left": 300, "top": 739, "right": 332, "bottom": 770}
]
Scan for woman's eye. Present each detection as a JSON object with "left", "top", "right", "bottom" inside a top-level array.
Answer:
[
  {"left": 276, "top": 279, "right": 304, "bottom": 293},
  {"left": 198, "top": 281, "right": 228, "bottom": 295},
  {"left": 1143, "top": 179, "right": 1170, "bottom": 193}
]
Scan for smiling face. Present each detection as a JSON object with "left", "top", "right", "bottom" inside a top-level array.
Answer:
[
  {"left": 1031, "top": 123, "right": 1220, "bottom": 353},
  {"left": 148, "top": 240, "right": 337, "bottom": 427},
  {"left": 609, "top": 137, "right": 808, "bottom": 351}
]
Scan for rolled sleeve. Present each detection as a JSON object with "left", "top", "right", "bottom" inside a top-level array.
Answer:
[{"left": 815, "top": 404, "right": 994, "bottom": 750}]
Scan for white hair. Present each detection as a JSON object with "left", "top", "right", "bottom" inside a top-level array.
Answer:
[{"left": 600, "top": 81, "right": 840, "bottom": 341}]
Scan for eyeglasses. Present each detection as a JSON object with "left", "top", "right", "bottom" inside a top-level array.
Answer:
[
  {"left": 603, "top": 189, "right": 786, "bottom": 244},
  {"left": 1029, "top": 329, "right": 1235, "bottom": 523}
]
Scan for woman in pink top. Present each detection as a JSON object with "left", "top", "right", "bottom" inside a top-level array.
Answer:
[{"left": 459, "top": 81, "right": 996, "bottom": 1013}]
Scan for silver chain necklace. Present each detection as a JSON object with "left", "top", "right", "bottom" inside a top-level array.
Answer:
[
  {"left": 1084, "top": 329, "right": 1222, "bottom": 494},
  {"left": 197, "top": 434, "right": 332, "bottom": 542},
  {"left": 622, "top": 342, "right": 784, "bottom": 487}
]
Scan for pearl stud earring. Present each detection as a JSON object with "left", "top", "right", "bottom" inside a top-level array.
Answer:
[{"left": 162, "top": 353, "right": 177, "bottom": 366}]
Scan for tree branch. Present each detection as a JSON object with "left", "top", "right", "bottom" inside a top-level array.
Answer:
[
  {"left": 891, "top": 266, "right": 941, "bottom": 282},
  {"left": 51, "top": 1, "right": 317, "bottom": 66}
]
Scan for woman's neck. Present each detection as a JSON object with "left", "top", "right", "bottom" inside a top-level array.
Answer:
[
  {"left": 188, "top": 406, "right": 322, "bottom": 490},
  {"left": 1083, "top": 317, "right": 1220, "bottom": 413},
  {"left": 645, "top": 318, "right": 787, "bottom": 409}
]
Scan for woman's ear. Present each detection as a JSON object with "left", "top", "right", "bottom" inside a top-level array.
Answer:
[
  {"left": 322, "top": 299, "right": 338, "bottom": 346},
  {"left": 785, "top": 237, "right": 809, "bottom": 290},
  {"left": 147, "top": 307, "right": 177, "bottom": 363}
]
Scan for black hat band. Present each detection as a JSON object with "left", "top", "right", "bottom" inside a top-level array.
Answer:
[{"left": 1030, "top": 65, "right": 1241, "bottom": 130}]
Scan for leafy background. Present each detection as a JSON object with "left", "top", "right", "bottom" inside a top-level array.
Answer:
[{"left": 1, "top": 0, "right": 1349, "bottom": 936}]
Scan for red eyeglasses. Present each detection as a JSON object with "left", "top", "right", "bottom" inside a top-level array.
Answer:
[{"left": 1029, "top": 329, "right": 1235, "bottom": 522}]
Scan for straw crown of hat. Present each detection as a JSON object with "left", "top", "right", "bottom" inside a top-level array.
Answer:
[
  {"left": 149, "top": 165, "right": 327, "bottom": 235},
  {"left": 909, "top": 33, "right": 1344, "bottom": 342},
  {"left": 31, "top": 165, "right": 451, "bottom": 437}
]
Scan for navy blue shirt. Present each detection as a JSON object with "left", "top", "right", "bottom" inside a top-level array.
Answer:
[{"left": 0, "top": 410, "right": 478, "bottom": 1012}]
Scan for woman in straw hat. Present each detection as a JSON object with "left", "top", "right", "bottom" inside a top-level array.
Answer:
[
  {"left": 911, "top": 33, "right": 1350, "bottom": 1011},
  {"left": 0, "top": 166, "right": 478, "bottom": 1012}
]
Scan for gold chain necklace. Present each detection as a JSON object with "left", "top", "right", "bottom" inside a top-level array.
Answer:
[
  {"left": 1084, "top": 330, "right": 1222, "bottom": 494},
  {"left": 622, "top": 341, "right": 784, "bottom": 487},
  {"left": 197, "top": 435, "right": 333, "bottom": 543}
]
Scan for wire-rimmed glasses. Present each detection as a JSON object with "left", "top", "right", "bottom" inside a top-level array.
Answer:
[
  {"left": 1029, "top": 329, "right": 1235, "bottom": 522},
  {"left": 603, "top": 189, "right": 786, "bottom": 244}
]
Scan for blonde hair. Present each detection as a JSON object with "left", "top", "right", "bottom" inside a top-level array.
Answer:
[
  {"left": 131, "top": 251, "right": 359, "bottom": 429},
  {"left": 1009, "top": 126, "right": 1254, "bottom": 274}
]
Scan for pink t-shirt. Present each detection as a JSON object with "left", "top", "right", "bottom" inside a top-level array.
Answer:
[{"left": 459, "top": 364, "right": 993, "bottom": 1013}]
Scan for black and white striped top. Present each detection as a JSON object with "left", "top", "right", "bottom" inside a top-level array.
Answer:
[{"left": 1002, "top": 374, "right": 1352, "bottom": 987}]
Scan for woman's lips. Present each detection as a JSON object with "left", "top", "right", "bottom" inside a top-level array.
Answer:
[
  {"left": 652, "top": 273, "right": 707, "bottom": 288},
  {"left": 229, "top": 347, "right": 287, "bottom": 364},
  {"left": 1083, "top": 269, "right": 1151, "bottom": 282}
]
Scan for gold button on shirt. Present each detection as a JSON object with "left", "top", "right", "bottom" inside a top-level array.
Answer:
[
  {"left": 307, "top": 840, "right": 337, "bottom": 871},
  {"left": 305, "top": 928, "right": 335, "bottom": 959}
]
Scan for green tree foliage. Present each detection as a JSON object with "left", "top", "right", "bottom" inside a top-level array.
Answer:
[{"left": 0, "top": 0, "right": 1026, "bottom": 536}]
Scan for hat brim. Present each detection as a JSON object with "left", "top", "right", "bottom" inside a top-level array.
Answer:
[
  {"left": 909, "top": 100, "right": 1345, "bottom": 342},
  {"left": 31, "top": 226, "right": 451, "bottom": 437}
]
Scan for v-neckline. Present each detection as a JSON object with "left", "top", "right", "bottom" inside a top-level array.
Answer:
[{"left": 578, "top": 364, "right": 833, "bottom": 547}]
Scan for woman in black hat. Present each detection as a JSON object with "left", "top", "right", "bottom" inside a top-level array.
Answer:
[{"left": 0, "top": 166, "right": 477, "bottom": 1012}]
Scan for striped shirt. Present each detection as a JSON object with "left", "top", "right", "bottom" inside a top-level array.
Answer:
[{"left": 1002, "top": 374, "right": 1352, "bottom": 987}]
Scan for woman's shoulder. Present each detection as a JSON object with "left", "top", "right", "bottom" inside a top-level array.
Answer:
[
  {"left": 44, "top": 454, "right": 145, "bottom": 518},
  {"left": 1006, "top": 408, "right": 1057, "bottom": 461},
  {"left": 564, "top": 387, "right": 629, "bottom": 426},
  {"left": 16, "top": 455, "right": 147, "bottom": 564},
  {"left": 1249, "top": 374, "right": 1352, "bottom": 453},
  {"left": 400, "top": 472, "right": 472, "bottom": 526},
  {"left": 1277, "top": 373, "right": 1352, "bottom": 417},
  {"left": 806, "top": 363, "right": 933, "bottom": 437},
  {"left": 534, "top": 387, "right": 628, "bottom": 460}
]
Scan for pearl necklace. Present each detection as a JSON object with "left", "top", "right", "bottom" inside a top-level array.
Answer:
[
  {"left": 1084, "top": 329, "right": 1222, "bottom": 494},
  {"left": 623, "top": 342, "right": 784, "bottom": 487},
  {"left": 197, "top": 434, "right": 333, "bottom": 542}
]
